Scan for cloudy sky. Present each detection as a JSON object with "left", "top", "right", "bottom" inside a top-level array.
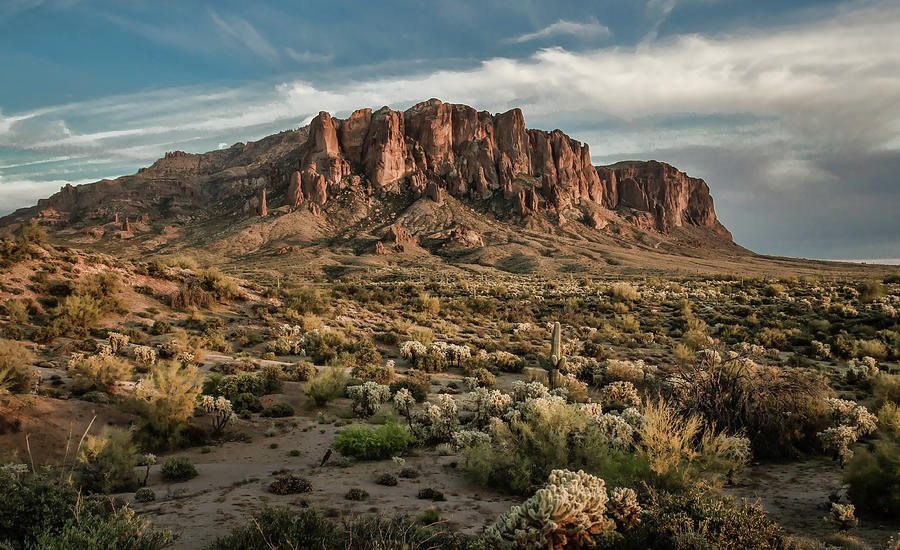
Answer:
[{"left": 1, "top": 0, "right": 898, "bottom": 261}]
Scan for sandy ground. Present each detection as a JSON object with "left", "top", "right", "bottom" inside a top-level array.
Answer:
[
  {"left": 130, "top": 415, "right": 519, "bottom": 549},
  {"left": 727, "top": 457, "right": 900, "bottom": 546}
]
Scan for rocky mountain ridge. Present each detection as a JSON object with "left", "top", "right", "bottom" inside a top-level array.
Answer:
[{"left": 1, "top": 99, "right": 734, "bottom": 267}]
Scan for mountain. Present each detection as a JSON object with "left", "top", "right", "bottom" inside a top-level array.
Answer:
[{"left": 0, "top": 98, "right": 744, "bottom": 274}]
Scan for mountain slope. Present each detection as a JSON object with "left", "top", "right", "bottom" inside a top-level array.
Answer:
[{"left": 0, "top": 98, "right": 740, "bottom": 272}]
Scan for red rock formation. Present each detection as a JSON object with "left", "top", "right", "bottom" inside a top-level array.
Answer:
[
  {"left": 2, "top": 99, "right": 731, "bottom": 242},
  {"left": 447, "top": 225, "right": 484, "bottom": 248},
  {"left": 384, "top": 225, "right": 416, "bottom": 252},
  {"left": 287, "top": 171, "right": 303, "bottom": 207},
  {"left": 259, "top": 188, "right": 268, "bottom": 217}
]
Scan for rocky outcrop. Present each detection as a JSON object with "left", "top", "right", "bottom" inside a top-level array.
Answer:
[
  {"left": 274, "top": 98, "right": 727, "bottom": 237},
  {"left": 596, "top": 161, "right": 731, "bottom": 237}
]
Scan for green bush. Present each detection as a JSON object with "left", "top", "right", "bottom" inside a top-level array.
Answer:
[
  {"left": 231, "top": 392, "right": 263, "bottom": 414},
  {"left": 283, "top": 285, "right": 328, "bottom": 315},
  {"left": 0, "top": 468, "right": 170, "bottom": 549},
  {"left": 874, "top": 373, "right": 900, "bottom": 406},
  {"left": 844, "top": 438, "right": 900, "bottom": 516},
  {"left": 75, "top": 427, "right": 140, "bottom": 494},
  {"left": 31, "top": 505, "right": 171, "bottom": 550},
  {"left": 305, "top": 367, "right": 348, "bottom": 407},
  {"left": 332, "top": 422, "right": 415, "bottom": 460},
  {"left": 352, "top": 362, "right": 395, "bottom": 384},
  {"left": 260, "top": 403, "right": 294, "bottom": 418},
  {"left": 345, "top": 487, "right": 369, "bottom": 501},
  {"left": 160, "top": 456, "right": 198, "bottom": 482}
]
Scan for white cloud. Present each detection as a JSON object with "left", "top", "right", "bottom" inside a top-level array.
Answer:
[
  {"left": 285, "top": 47, "right": 334, "bottom": 64},
  {"left": 506, "top": 19, "right": 611, "bottom": 44},
  {"left": 209, "top": 9, "right": 280, "bottom": 65}
]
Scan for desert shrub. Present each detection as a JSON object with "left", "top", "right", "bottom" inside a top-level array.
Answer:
[
  {"left": 0, "top": 468, "right": 78, "bottom": 547},
  {"left": 303, "top": 329, "right": 347, "bottom": 363},
  {"left": 160, "top": 456, "right": 197, "bottom": 482},
  {"left": 283, "top": 285, "right": 328, "bottom": 315},
  {"left": 833, "top": 332, "right": 859, "bottom": 360},
  {"left": 0, "top": 339, "right": 37, "bottom": 394},
  {"left": 622, "top": 485, "right": 784, "bottom": 550},
  {"left": 345, "top": 487, "right": 369, "bottom": 501},
  {"left": 170, "top": 285, "right": 214, "bottom": 309},
  {"left": 257, "top": 364, "right": 284, "bottom": 394},
  {"left": 879, "top": 402, "right": 900, "bottom": 438},
  {"left": 150, "top": 320, "right": 172, "bottom": 335},
  {"left": 859, "top": 339, "right": 888, "bottom": 360},
  {"left": 844, "top": 438, "right": 900, "bottom": 516},
  {"left": 206, "top": 507, "right": 331, "bottom": 550},
  {"left": 260, "top": 403, "right": 294, "bottom": 418},
  {"left": 132, "top": 361, "right": 202, "bottom": 450},
  {"left": 390, "top": 369, "right": 430, "bottom": 403},
  {"left": 859, "top": 281, "right": 886, "bottom": 302},
  {"left": 874, "top": 373, "right": 900, "bottom": 406},
  {"left": 268, "top": 473, "right": 311, "bottom": 495},
  {"left": 332, "top": 422, "right": 415, "bottom": 460},
  {"left": 216, "top": 372, "right": 266, "bottom": 398},
  {"left": 667, "top": 355, "right": 830, "bottom": 457},
  {"left": 196, "top": 268, "right": 242, "bottom": 302},
  {"left": 4, "top": 299, "right": 29, "bottom": 324},
  {"left": 42, "top": 274, "right": 124, "bottom": 339},
  {"left": 30, "top": 504, "right": 171, "bottom": 550},
  {"left": 291, "top": 361, "right": 317, "bottom": 381},
  {"left": 610, "top": 282, "right": 640, "bottom": 302},
  {"left": 231, "top": 392, "right": 263, "bottom": 414},
  {"left": 376, "top": 473, "right": 398, "bottom": 486},
  {"left": 462, "top": 396, "right": 650, "bottom": 495},
  {"left": 352, "top": 361, "right": 395, "bottom": 384},
  {"left": 347, "top": 381, "right": 391, "bottom": 417},
  {"left": 305, "top": 367, "right": 348, "bottom": 407},
  {"left": 68, "top": 352, "right": 133, "bottom": 394},
  {"left": 75, "top": 427, "right": 140, "bottom": 493},
  {"left": 134, "top": 487, "right": 155, "bottom": 502},
  {"left": 208, "top": 507, "right": 475, "bottom": 550},
  {"left": 468, "top": 368, "right": 496, "bottom": 388}
]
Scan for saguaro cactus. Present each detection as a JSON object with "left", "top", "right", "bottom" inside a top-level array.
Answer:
[{"left": 549, "top": 321, "right": 566, "bottom": 389}]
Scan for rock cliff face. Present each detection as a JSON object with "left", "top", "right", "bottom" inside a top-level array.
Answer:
[
  {"left": 279, "top": 98, "right": 728, "bottom": 237},
  {"left": 1, "top": 98, "right": 731, "bottom": 243}
]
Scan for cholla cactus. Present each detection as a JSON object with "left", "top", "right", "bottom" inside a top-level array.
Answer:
[
  {"left": 393, "top": 387, "right": 415, "bottom": 417},
  {"left": 484, "top": 469, "right": 617, "bottom": 549},
  {"left": 107, "top": 332, "right": 130, "bottom": 354},
  {"left": 200, "top": 394, "right": 236, "bottom": 434},
  {"left": 414, "top": 394, "right": 459, "bottom": 443},
  {"left": 346, "top": 381, "right": 391, "bottom": 417},
  {"left": 600, "top": 381, "right": 641, "bottom": 407},
  {"left": 278, "top": 324, "right": 302, "bottom": 338},
  {"left": 451, "top": 429, "right": 491, "bottom": 450},
  {"left": 819, "top": 425, "right": 863, "bottom": 465},
  {"left": 811, "top": 340, "right": 832, "bottom": 359},
  {"left": 847, "top": 357, "right": 879, "bottom": 384},
  {"left": 606, "top": 487, "right": 642, "bottom": 531},
  {"left": 445, "top": 344, "right": 471, "bottom": 368},
  {"left": 133, "top": 345, "right": 157, "bottom": 366},
  {"left": 97, "top": 343, "right": 113, "bottom": 357},
  {"left": 591, "top": 413, "right": 635, "bottom": 451},
  {"left": 472, "top": 387, "right": 512, "bottom": 426},
  {"left": 828, "top": 502, "right": 858, "bottom": 532},
  {"left": 512, "top": 380, "right": 551, "bottom": 403},
  {"left": 399, "top": 340, "right": 427, "bottom": 361}
]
